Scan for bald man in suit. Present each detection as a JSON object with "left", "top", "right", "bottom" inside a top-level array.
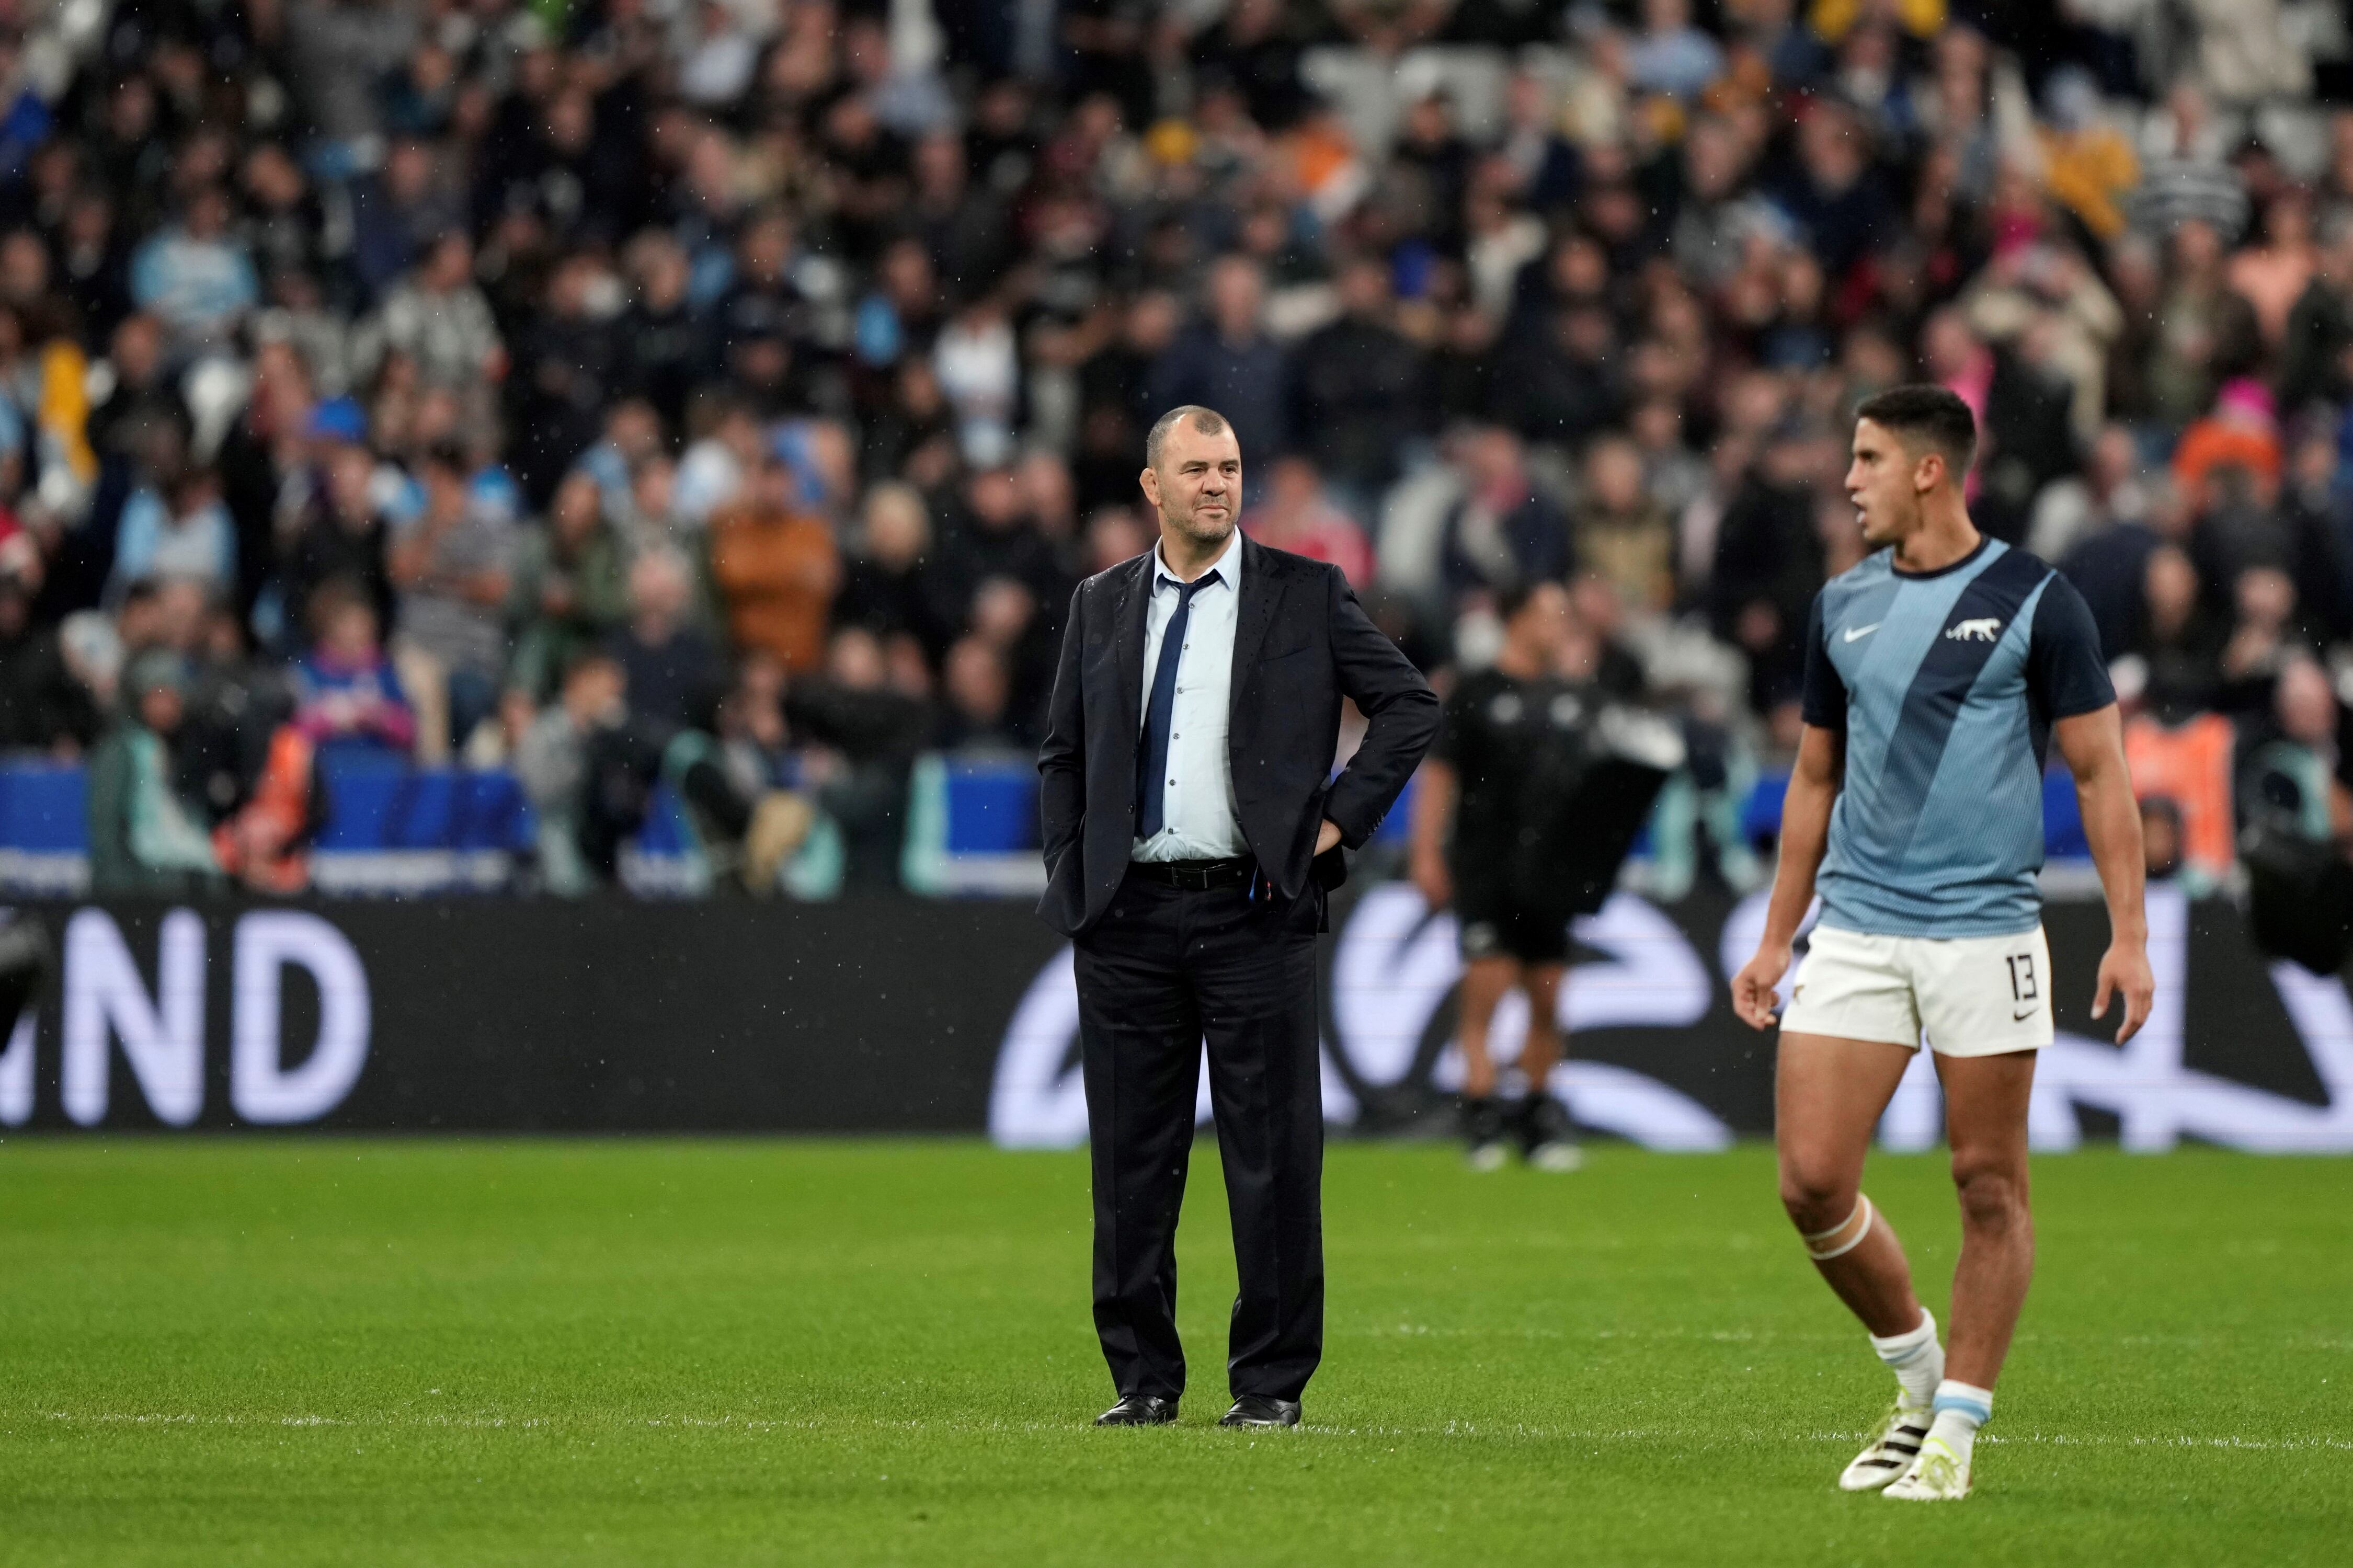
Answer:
[{"left": 1038, "top": 405, "right": 1440, "bottom": 1428}]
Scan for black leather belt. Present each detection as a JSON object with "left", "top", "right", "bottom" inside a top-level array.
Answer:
[{"left": 1129, "top": 855, "right": 1256, "bottom": 890}]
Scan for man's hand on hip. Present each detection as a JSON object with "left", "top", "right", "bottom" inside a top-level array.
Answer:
[{"left": 1315, "top": 819, "right": 1343, "bottom": 856}]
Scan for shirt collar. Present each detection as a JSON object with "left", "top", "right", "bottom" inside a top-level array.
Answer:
[{"left": 1153, "top": 528, "right": 1241, "bottom": 594}]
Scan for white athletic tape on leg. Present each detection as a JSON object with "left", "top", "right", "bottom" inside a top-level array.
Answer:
[{"left": 1803, "top": 1194, "right": 1875, "bottom": 1261}]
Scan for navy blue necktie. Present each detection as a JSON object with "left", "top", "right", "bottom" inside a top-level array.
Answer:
[{"left": 1135, "top": 573, "right": 1221, "bottom": 839}]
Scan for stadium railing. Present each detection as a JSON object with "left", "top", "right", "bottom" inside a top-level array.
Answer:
[{"left": 0, "top": 756, "right": 2101, "bottom": 898}]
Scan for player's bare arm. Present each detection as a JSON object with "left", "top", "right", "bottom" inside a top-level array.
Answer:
[
  {"left": 2053, "top": 702, "right": 2154, "bottom": 1044},
  {"left": 1409, "top": 758, "right": 1455, "bottom": 909},
  {"left": 1733, "top": 723, "right": 1844, "bottom": 1030}
]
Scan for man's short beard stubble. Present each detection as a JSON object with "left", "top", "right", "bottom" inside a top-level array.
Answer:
[{"left": 1161, "top": 492, "right": 1237, "bottom": 548}]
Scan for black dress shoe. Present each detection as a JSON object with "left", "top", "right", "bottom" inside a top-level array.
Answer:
[
  {"left": 1094, "top": 1394, "right": 1178, "bottom": 1426},
  {"left": 1218, "top": 1395, "right": 1301, "bottom": 1428}
]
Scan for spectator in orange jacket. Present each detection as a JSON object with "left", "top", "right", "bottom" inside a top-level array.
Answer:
[
  {"left": 708, "top": 455, "right": 841, "bottom": 674},
  {"left": 2172, "top": 377, "right": 2282, "bottom": 514}
]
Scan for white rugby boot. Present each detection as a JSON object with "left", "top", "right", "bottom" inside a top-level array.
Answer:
[
  {"left": 1838, "top": 1400, "right": 1934, "bottom": 1492},
  {"left": 1883, "top": 1436, "right": 1972, "bottom": 1501}
]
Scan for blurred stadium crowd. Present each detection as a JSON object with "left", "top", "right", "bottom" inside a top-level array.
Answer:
[{"left": 0, "top": 0, "right": 2347, "bottom": 896}]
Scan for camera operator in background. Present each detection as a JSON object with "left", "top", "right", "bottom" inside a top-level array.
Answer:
[
  {"left": 1411, "top": 580, "right": 1593, "bottom": 1172},
  {"left": 87, "top": 650, "right": 221, "bottom": 897}
]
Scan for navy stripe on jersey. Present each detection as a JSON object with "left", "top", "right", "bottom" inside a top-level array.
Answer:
[{"left": 1868, "top": 547, "right": 2052, "bottom": 866}]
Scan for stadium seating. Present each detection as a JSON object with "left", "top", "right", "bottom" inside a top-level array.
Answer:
[{"left": 0, "top": 757, "right": 2107, "bottom": 897}]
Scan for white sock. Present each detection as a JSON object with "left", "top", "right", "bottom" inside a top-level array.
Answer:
[
  {"left": 1926, "top": 1379, "right": 1993, "bottom": 1467},
  {"left": 1869, "top": 1309, "right": 1943, "bottom": 1411}
]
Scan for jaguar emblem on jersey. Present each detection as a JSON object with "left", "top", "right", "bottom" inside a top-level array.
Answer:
[{"left": 1946, "top": 616, "right": 2002, "bottom": 642}]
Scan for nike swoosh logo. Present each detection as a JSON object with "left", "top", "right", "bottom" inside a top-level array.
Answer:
[
  {"left": 2012, "top": 1008, "right": 2038, "bottom": 1022},
  {"left": 1843, "top": 623, "right": 1881, "bottom": 642}
]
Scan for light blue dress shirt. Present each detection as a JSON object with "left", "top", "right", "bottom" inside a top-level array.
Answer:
[{"left": 1131, "top": 529, "right": 1247, "bottom": 862}]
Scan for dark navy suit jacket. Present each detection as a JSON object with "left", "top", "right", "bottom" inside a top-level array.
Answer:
[{"left": 1036, "top": 534, "right": 1440, "bottom": 938}]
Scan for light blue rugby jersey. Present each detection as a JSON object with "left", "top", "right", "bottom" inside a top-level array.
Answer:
[{"left": 1802, "top": 537, "right": 2114, "bottom": 937}]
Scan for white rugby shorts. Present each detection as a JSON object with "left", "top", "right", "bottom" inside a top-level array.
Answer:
[{"left": 1779, "top": 923, "right": 2053, "bottom": 1056}]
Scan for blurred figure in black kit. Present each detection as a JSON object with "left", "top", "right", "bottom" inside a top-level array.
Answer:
[{"left": 1409, "top": 579, "right": 1587, "bottom": 1172}]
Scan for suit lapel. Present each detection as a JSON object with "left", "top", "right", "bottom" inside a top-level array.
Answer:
[
  {"left": 1228, "top": 535, "right": 1286, "bottom": 716},
  {"left": 1112, "top": 551, "right": 1151, "bottom": 740}
]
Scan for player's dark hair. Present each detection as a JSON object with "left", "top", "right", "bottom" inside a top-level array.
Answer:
[
  {"left": 1145, "top": 405, "right": 1230, "bottom": 469},
  {"left": 1855, "top": 384, "right": 1976, "bottom": 475}
]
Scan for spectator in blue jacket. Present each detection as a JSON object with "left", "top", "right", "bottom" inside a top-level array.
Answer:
[
  {"left": 108, "top": 468, "right": 237, "bottom": 608},
  {"left": 129, "top": 186, "right": 258, "bottom": 353},
  {"left": 1147, "top": 256, "right": 1289, "bottom": 465},
  {"left": 292, "top": 577, "right": 416, "bottom": 761},
  {"left": 1442, "top": 426, "right": 1572, "bottom": 601}
]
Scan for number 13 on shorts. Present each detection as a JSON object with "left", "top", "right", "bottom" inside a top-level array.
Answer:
[
  {"left": 1890, "top": 928, "right": 2055, "bottom": 1056},
  {"left": 2006, "top": 951, "right": 2037, "bottom": 1012},
  {"left": 1939, "top": 928, "right": 2053, "bottom": 1054}
]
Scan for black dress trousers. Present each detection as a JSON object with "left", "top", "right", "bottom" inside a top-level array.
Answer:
[{"left": 1073, "top": 867, "right": 1325, "bottom": 1403}]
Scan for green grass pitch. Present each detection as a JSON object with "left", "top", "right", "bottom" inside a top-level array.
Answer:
[{"left": 2, "top": 1139, "right": 2347, "bottom": 1565}]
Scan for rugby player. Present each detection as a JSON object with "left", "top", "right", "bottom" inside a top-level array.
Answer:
[
  {"left": 1412, "top": 579, "right": 1586, "bottom": 1171},
  {"left": 1732, "top": 386, "right": 2155, "bottom": 1501}
]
